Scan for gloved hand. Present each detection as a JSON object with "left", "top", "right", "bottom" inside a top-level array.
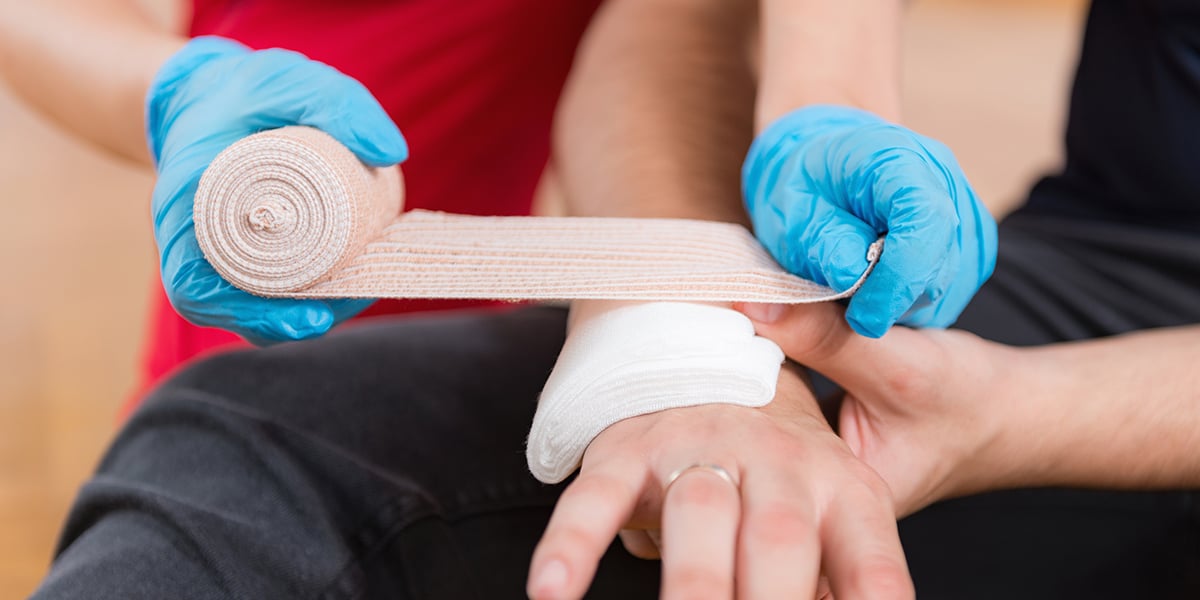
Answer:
[
  {"left": 742, "top": 105, "right": 997, "bottom": 338},
  {"left": 146, "top": 36, "right": 408, "bottom": 345}
]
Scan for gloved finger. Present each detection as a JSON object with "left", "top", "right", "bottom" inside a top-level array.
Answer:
[
  {"left": 845, "top": 230, "right": 949, "bottom": 339},
  {"left": 888, "top": 134, "right": 991, "bottom": 331},
  {"left": 166, "top": 256, "right": 337, "bottom": 345},
  {"left": 783, "top": 196, "right": 879, "bottom": 293},
  {"left": 151, "top": 142, "right": 243, "bottom": 227},
  {"left": 303, "top": 74, "right": 407, "bottom": 167},
  {"left": 325, "top": 298, "right": 376, "bottom": 324},
  {"left": 154, "top": 145, "right": 369, "bottom": 344},
  {"left": 903, "top": 181, "right": 997, "bottom": 330},
  {"left": 898, "top": 243, "right": 962, "bottom": 329},
  {"left": 846, "top": 177, "right": 958, "bottom": 338},
  {"left": 257, "top": 53, "right": 408, "bottom": 167}
]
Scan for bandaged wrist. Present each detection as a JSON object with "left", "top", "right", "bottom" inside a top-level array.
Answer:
[{"left": 526, "top": 302, "right": 785, "bottom": 483}]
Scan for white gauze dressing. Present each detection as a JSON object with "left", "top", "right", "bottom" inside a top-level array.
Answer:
[{"left": 526, "top": 302, "right": 784, "bottom": 484}]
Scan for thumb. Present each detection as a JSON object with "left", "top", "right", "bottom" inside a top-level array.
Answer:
[
  {"left": 735, "top": 301, "right": 856, "bottom": 369},
  {"left": 735, "top": 301, "right": 901, "bottom": 393}
]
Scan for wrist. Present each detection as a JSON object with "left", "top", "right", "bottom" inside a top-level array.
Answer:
[
  {"left": 968, "top": 342, "right": 1067, "bottom": 493},
  {"left": 755, "top": 90, "right": 902, "bottom": 132},
  {"left": 528, "top": 301, "right": 785, "bottom": 483},
  {"left": 760, "top": 362, "right": 829, "bottom": 428},
  {"left": 145, "top": 36, "right": 248, "bottom": 162}
]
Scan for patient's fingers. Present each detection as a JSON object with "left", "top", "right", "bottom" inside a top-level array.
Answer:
[
  {"left": 816, "top": 575, "right": 833, "bottom": 599},
  {"left": 659, "top": 467, "right": 741, "bottom": 600},
  {"left": 737, "top": 464, "right": 822, "bottom": 600},
  {"left": 528, "top": 462, "right": 644, "bottom": 600},
  {"left": 619, "top": 528, "right": 661, "bottom": 559},
  {"left": 821, "top": 492, "right": 913, "bottom": 600}
]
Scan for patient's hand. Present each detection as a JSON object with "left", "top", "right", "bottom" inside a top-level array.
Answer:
[
  {"left": 526, "top": 364, "right": 913, "bottom": 600},
  {"left": 738, "top": 301, "right": 1022, "bottom": 517}
]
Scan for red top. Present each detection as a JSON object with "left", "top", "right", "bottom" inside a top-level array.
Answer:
[{"left": 137, "top": 0, "right": 600, "bottom": 398}]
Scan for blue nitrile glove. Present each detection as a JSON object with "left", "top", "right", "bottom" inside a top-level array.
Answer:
[
  {"left": 147, "top": 36, "right": 408, "bottom": 345},
  {"left": 743, "top": 105, "right": 997, "bottom": 338}
]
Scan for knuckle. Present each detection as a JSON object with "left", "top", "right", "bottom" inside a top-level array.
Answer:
[
  {"left": 744, "top": 503, "right": 816, "bottom": 547},
  {"left": 843, "top": 462, "right": 896, "bottom": 508},
  {"left": 565, "top": 471, "right": 634, "bottom": 506},
  {"left": 866, "top": 478, "right": 897, "bottom": 509},
  {"left": 752, "top": 433, "right": 805, "bottom": 460}
]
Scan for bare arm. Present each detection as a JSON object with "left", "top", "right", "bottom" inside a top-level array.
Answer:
[
  {"left": 1008, "top": 326, "right": 1200, "bottom": 489},
  {"left": 553, "top": 0, "right": 755, "bottom": 224},
  {"left": 0, "top": 0, "right": 186, "bottom": 164},
  {"left": 757, "top": 0, "right": 904, "bottom": 127},
  {"left": 534, "top": 4, "right": 914, "bottom": 597}
]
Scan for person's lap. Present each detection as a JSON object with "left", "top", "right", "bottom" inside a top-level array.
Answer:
[
  {"left": 34, "top": 208, "right": 1200, "bottom": 599},
  {"left": 34, "top": 306, "right": 658, "bottom": 599}
]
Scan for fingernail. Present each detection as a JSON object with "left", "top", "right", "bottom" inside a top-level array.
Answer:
[
  {"left": 529, "top": 560, "right": 568, "bottom": 598},
  {"left": 740, "top": 303, "right": 786, "bottom": 324}
]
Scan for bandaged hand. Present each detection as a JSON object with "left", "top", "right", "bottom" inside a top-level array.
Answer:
[
  {"left": 742, "top": 105, "right": 997, "bottom": 338},
  {"left": 526, "top": 363, "right": 913, "bottom": 600},
  {"left": 525, "top": 300, "right": 911, "bottom": 599},
  {"left": 526, "top": 301, "right": 786, "bottom": 484},
  {"left": 147, "top": 36, "right": 408, "bottom": 344}
]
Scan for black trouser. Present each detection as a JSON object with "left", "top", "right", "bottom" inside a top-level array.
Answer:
[{"left": 32, "top": 209, "right": 1200, "bottom": 600}]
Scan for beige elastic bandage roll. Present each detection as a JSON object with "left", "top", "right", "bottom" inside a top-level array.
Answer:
[{"left": 193, "top": 126, "right": 882, "bottom": 303}]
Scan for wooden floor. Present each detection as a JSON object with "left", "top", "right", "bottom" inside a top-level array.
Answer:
[{"left": 0, "top": 1, "right": 1084, "bottom": 596}]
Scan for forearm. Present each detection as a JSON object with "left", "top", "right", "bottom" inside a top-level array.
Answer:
[
  {"left": 537, "top": 0, "right": 811, "bottom": 481},
  {"left": 756, "top": 0, "right": 904, "bottom": 128},
  {"left": 554, "top": 0, "right": 755, "bottom": 224},
  {"left": 0, "top": 0, "right": 185, "bottom": 164},
  {"left": 1001, "top": 326, "right": 1200, "bottom": 489}
]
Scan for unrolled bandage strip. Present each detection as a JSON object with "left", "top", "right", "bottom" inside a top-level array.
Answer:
[
  {"left": 194, "top": 126, "right": 882, "bottom": 304},
  {"left": 194, "top": 126, "right": 884, "bottom": 483}
]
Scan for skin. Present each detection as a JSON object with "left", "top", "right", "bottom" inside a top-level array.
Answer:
[
  {"left": 0, "top": 0, "right": 186, "bottom": 164},
  {"left": 538, "top": 0, "right": 915, "bottom": 597},
  {"left": 738, "top": 301, "right": 1200, "bottom": 517},
  {"left": 756, "top": 0, "right": 903, "bottom": 126},
  {"left": 2, "top": 0, "right": 919, "bottom": 597},
  {"left": 529, "top": 366, "right": 910, "bottom": 600}
]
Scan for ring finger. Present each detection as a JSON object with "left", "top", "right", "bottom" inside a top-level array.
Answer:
[{"left": 660, "top": 465, "right": 742, "bottom": 600}]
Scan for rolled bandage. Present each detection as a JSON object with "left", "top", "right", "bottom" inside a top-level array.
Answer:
[
  {"left": 194, "top": 126, "right": 883, "bottom": 303},
  {"left": 527, "top": 302, "right": 785, "bottom": 484}
]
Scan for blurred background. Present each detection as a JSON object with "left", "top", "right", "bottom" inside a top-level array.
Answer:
[{"left": 0, "top": 0, "right": 1084, "bottom": 596}]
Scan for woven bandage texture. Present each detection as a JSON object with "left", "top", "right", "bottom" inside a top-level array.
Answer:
[{"left": 194, "top": 126, "right": 881, "bottom": 303}]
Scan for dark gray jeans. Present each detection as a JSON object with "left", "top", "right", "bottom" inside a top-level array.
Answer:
[{"left": 32, "top": 210, "right": 1200, "bottom": 599}]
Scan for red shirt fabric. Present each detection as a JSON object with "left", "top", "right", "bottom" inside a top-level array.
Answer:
[{"left": 137, "top": 0, "right": 600, "bottom": 399}]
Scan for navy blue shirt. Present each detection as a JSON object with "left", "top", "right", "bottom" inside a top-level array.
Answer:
[{"left": 1027, "top": 0, "right": 1200, "bottom": 231}]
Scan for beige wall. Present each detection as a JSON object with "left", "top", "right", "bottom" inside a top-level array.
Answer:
[{"left": 0, "top": 0, "right": 1087, "bottom": 595}]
